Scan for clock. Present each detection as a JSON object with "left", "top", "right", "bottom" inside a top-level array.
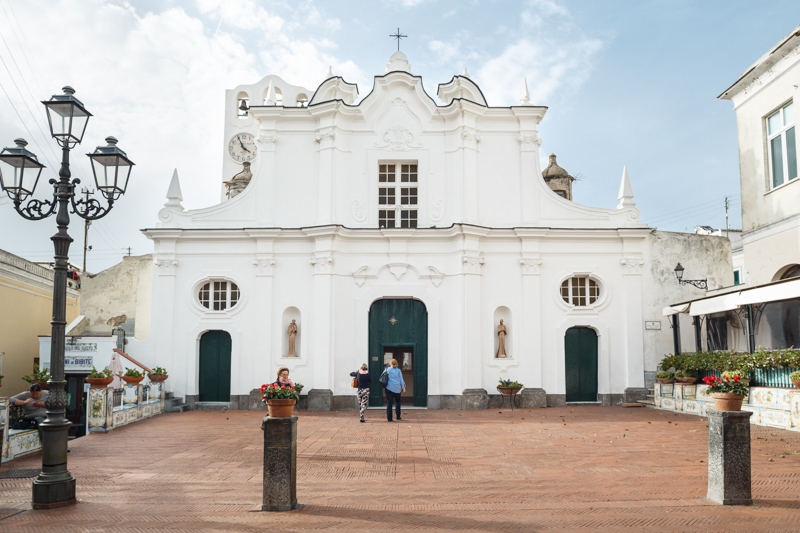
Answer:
[{"left": 228, "top": 132, "right": 257, "bottom": 163}]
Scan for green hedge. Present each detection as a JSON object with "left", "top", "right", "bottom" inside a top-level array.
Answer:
[{"left": 660, "top": 348, "right": 800, "bottom": 374}]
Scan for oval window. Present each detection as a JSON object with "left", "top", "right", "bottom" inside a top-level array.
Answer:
[
  {"left": 560, "top": 277, "right": 599, "bottom": 307},
  {"left": 198, "top": 280, "right": 240, "bottom": 311}
]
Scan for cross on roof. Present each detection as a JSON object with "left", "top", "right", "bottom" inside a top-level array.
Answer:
[{"left": 389, "top": 28, "right": 407, "bottom": 51}]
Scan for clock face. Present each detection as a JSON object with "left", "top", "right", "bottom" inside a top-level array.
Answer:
[{"left": 228, "top": 132, "right": 257, "bottom": 163}]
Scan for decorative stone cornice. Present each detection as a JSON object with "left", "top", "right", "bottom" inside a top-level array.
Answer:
[
  {"left": 462, "top": 254, "right": 484, "bottom": 274},
  {"left": 154, "top": 258, "right": 178, "bottom": 276},
  {"left": 520, "top": 257, "right": 542, "bottom": 275},
  {"left": 315, "top": 130, "right": 335, "bottom": 149},
  {"left": 253, "top": 257, "right": 276, "bottom": 276},
  {"left": 620, "top": 257, "right": 644, "bottom": 275},
  {"left": 518, "top": 133, "right": 542, "bottom": 151},
  {"left": 310, "top": 254, "right": 334, "bottom": 274}
]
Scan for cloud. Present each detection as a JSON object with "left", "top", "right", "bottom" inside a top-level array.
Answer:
[{"left": 0, "top": 0, "right": 355, "bottom": 270}]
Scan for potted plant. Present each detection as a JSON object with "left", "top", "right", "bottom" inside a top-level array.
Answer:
[
  {"left": 675, "top": 369, "right": 697, "bottom": 384},
  {"left": 86, "top": 366, "right": 114, "bottom": 388},
  {"left": 122, "top": 367, "right": 145, "bottom": 385},
  {"left": 22, "top": 365, "right": 51, "bottom": 390},
  {"left": 147, "top": 366, "right": 169, "bottom": 383},
  {"left": 497, "top": 378, "right": 524, "bottom": 396},
  {"left": 702, "top": 374, "right": 749, "bottom": 411},
  {"left": 791, "top": 370, "right": 800, "bottom": 388},
  {"left": 294, "top": 382, "right": 304, "bottom": 394},
  {"left": 656, "top": 371, "right": 675, "bottom": 384},
  {"left": 722, "top": 369, "right": 750, "bottom": 385},
  {"left": 260, "top": 382, "right": 300, "bottom": 417}
]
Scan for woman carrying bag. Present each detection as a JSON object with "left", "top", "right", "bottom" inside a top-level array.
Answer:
[
  {"left": 350, "top": 364, "right": 371, "bottom": 423},
  {"left": 383, "top": 359, "right": 405, "bottom": 422}
]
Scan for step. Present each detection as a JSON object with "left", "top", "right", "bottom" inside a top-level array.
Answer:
[
  {"left": 193, "top": 402, "right": 230, "bottom": 411},
  {"left": 637, "top": 399, "right": 656, "bottom": 407},
  {"left": 177, "top": 404, "right": 191, "bottom": 413}
]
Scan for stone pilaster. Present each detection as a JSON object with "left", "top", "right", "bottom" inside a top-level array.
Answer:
[{"left": 707, "top": 409, "right": 753, "bottom": 505}]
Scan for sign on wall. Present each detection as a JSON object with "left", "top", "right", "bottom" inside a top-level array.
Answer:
[
  {"left": 645, "top": 321, "right": 662, "bottom": 330},
  {"left": 42, "top": 355, "right": 94, "bottom": 372}
]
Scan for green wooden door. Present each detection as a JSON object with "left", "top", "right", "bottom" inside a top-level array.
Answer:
[
  {"left": 564, "top": 327, "right": 598, "bottom": 402},
  {"left": 199, "top": 330, "right": 232, "bottom": 402},
  {"left": 369, "top": 299, "right": 427, "bottom": 407}
]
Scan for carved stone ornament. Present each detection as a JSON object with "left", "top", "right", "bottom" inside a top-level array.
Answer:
[
  {"left": 427, "top": 266, "right": 444, "bottom": 287},
  {"left": 256, "top": 134, "right": 279, "bottom": 149},
  {"left": 388, "top": 262, "right": 409, "bottom": 280},
  {"left": 462, "top": 128, "right": 481, "bottom": 145},
  {"left": 310, "top": 255, "right": 334, "bottom": 274},
  {"left": 518, "top": 133, "right": 543, "bottom": 151},
  {"left": 352, "top": 266, "right": 369, "bottom": 287},
  {"left": 45, "top": 385, "right": 68, "bottom": 410},
  {"left": 520, "top": 257, "right": 542, "bottom": 275},
  {"left": 462, "top": 254, "right": 484, "bottom": 274},
  {"left": 315, "top": 130, "right": 335, "bottom": 149},
  {"left": 429, "top": 198, "right": 444, "bottom": 222},
  {"left": 253, "top": 258, "right": 276, "bottom": 276},
  {"left": 154, "top": 259, "right": 178, "bottom": 275},
  {"left": 620, "top": 257, "right": 644, "bottom": 275},
  {"left": 377, "top": 125, "right": 422, "bottom": 151}
]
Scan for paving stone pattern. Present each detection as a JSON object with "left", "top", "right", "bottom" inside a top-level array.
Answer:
[{"left": 2, "top": 407, "right": 800, "bottom": 531}]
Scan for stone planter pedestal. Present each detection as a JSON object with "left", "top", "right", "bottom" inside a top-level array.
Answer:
[
  {"left": 261, "top": 416, "right": 297, "bottom": 512},
  {"left": 707, "top": 409, "right": 753, "bottom": 505}
]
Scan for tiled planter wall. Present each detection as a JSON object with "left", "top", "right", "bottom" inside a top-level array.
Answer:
[{"left": 654, "top": 382, "right": 800, "bottom": 431}]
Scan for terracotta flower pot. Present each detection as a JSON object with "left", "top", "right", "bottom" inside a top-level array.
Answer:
[
  {"left": 675, "top": 377, "right": 697, "bottom": 384},
  {"left": 657, "top": 378, "right": 675, "bottom": 384},
  {"left": 792, "top": 380, "right": 800, "bottom": 389},
  {"left": 711, "top": 392, "right": 745, "bottom": 411},
  {"left": 33, "top": 380, "right": 50, "bottom": 390},
  {"left": 266, "top": 399, "right": 296, "bottom": 417},
  {"left": 122, "top": 376, "right": 145, "bottom": 385},
  {"left": 497, "top": 387, "right": 522, "bottom": 395},
  {"left": 148, "top": 374, "right": 168, "bottom": 383},
  {"left": 86, "top": 377, "right": 114, "bottom": 388}
]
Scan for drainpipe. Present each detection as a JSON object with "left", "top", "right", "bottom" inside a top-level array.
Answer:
[
  {"left": 745, "top": 304, "right": 756, "bottom": 354},
  {"left": 671, "top": 314, "right": 682, "bottom": 355},
  {"left": 693, "top": 316, "right": 703, "bottom": 353}
]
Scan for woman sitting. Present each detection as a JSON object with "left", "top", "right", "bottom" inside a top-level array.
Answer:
[{"left": 273, "top": 367, "right": 294, "bottom": 387}]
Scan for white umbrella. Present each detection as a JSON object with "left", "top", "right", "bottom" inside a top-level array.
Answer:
[{"left": 108, "top": 350, "right": 125, "bottom": 389}]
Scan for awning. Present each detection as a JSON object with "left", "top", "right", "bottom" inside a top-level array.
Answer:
[
  {"left": 737, "top": 278, "right": 800, "bottom": 306},
  {"left": 689, "top": 292, "right": 741, "bottom": 316},
  {"left": 662, "top": 303, "right": 691, "bottom": 316}
]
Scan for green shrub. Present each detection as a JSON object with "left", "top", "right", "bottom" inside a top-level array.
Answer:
[
  {"left": 656, "top": 371, "right": 674, "bottom": 379},
  {"left": 88, "top": 366, "right": 113, "bottom": 378},
  {"left": 148, "top": 366, "right": 168, "bottom": 376},
  {"left": 660, "top": 347, "right": 800, "bottom": 375},
  {"left": 124, "top": 367, "right": 143, "bottom": 377}
]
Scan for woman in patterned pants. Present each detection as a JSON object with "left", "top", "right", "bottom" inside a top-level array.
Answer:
[{"left": 350, "top": 363, "right": 372, "bottom": 422}]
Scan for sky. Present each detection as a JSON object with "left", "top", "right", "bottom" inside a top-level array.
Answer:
[{"left": 0, "top": 0, "right": 799, "bottom": 272}]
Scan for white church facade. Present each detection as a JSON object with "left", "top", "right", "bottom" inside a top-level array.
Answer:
[{"left": 142, "top": 51, "right": 732, "bottom": 410}]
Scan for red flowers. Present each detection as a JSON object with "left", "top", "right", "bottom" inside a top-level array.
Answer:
[{"left": 733, "top": 376, "right": 741, "bottom": 382}]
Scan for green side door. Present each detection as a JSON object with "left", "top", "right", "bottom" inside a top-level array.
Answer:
[
  {"left": 564, "top": 327, "right": 598, "bottom": 402},
  {"left": 199, "top": 330, "right": 232, "bottom": 402}
]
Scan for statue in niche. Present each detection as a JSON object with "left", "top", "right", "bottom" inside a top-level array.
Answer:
[
  {"left": 287, "top": 319, "right": 298, "bottom": 357},
  {"left": 496, "top": 319, "right": 508, "bottom": 358}
]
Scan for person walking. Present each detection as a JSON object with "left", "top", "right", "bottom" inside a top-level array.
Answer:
[
  {"left": 383, "top": 359, "right": 405, "bottom": 422},
  {"left": 350, "top": 363, "right": 371, "bottom": 423}
]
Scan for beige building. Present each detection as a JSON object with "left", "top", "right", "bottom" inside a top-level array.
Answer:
[
  {"left": 0, "top": 250, "right": 80, "bottom": 393},
  {"left": 719, "top": 25, "right": 800, "bottom": 285}
]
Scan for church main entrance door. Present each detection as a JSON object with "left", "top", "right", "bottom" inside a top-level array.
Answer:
[
  {"left": 368, "top": 299, "right": 427, "bottom": 407},
  {"left": 199, "top": 330, "right": 231, "bottom": 402},
  {"left": 564, "top": 327, "right": 598, "bottom": 402}
]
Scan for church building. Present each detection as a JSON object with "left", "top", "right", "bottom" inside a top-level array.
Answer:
[{"left": 143, "top": 50, "right": 731, "bottom": 410}]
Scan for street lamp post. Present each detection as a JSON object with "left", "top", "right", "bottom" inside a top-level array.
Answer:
[{"left": 0, "top": 86, "right": 134, "bottom": 509}]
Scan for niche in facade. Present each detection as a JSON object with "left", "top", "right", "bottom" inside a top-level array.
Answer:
[
  {"left": 493, "top": 306, "right": 512, "bottom": 358},
  {"left": 282, "top": 307, "right": 301, "bottom": 358}
]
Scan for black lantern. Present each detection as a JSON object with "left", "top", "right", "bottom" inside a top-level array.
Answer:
[
  {"left": 42, "top": 86, "right": 92, "bottom": 147},
  {"left": 674, "top": 262, "right": 685, "bottom": 281},
  {"left": 674, "top": 262, "right": 707, "bottom": 289},
  {"left": 0, "top": 139, "right": 45, "bottom": 202},
  {"left": 87, "top": 137, "right": 135, "bottom": 200}
]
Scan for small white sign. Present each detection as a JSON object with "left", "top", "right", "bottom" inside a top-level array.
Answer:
[
  {"left": 42, "top": 355, "right": 94, "bottom": 372},
  {"left": 645, "top": 321, "right": 661, "bottom": 330}
]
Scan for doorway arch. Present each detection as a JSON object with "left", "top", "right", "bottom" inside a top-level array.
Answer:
[
  {"left": 564, "top": 327, "right": 598, "bottom": 402},
  {"left": 368, "top": 298, "right": 428, "bottom": 407},
  {"left": 199, "top": 330, "right": 232, "bottom": 402}
]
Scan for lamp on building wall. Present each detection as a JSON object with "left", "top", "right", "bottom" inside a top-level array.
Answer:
[
  {"left": 0, "top": 86, "right": 134, "bottom": 509},
  {"left": 674, "top": 262, "right": 708, "bottom": 290}
]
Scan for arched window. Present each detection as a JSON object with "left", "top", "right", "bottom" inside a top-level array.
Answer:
[
  {"left": 780, "top": 264, "right": 800, "bottom": 280},
  {"left": 198, "top": 280, "right": 240, "bottom": 311},
  {"left": 296, "top": 93, "right": 308, "bottom": 107},
  {"left": 236, "top": 91, "right": 249, "bottom": 118},
  {"left": 561, "top": 277, "right": 599, "bottom": 306}
]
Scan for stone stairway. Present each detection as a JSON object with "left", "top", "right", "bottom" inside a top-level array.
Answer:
[
  {"left": 637, "top": 386, "right": 656, "bottom": 408},
  {"left": 164, "top": 391, "right": 191, "bottom": 412}
]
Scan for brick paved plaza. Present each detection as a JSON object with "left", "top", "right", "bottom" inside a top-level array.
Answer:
[{"left": 2, "top": 406, "right": 800, "bottom": 531}]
